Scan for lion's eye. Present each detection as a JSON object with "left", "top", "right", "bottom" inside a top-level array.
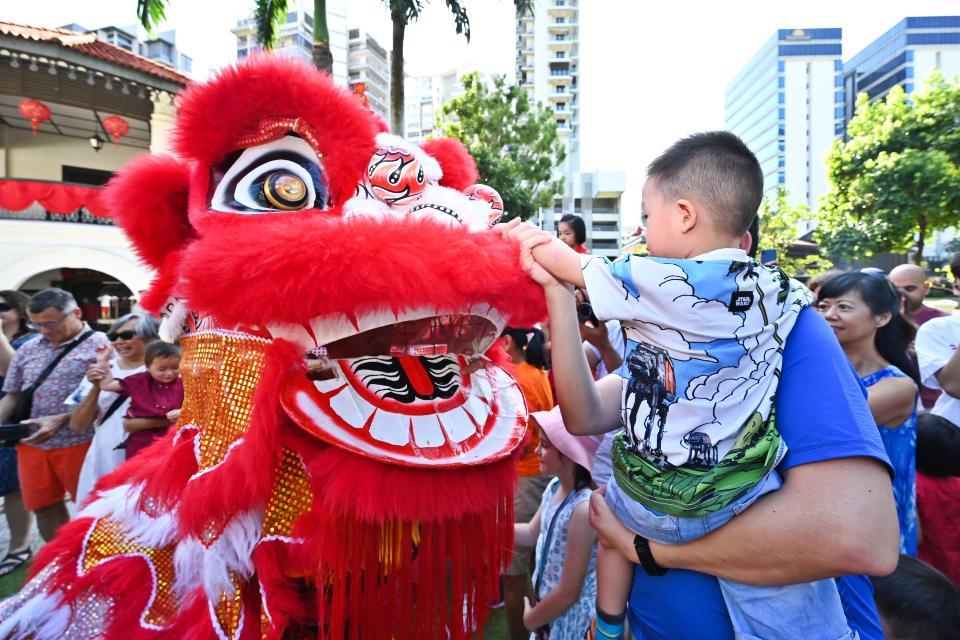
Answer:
[
  {"left": 210, "top": 135, "right": 328, "bottom": 214},
  {"left": 262, "top": 172, "right": 308, "bottom": 210}
]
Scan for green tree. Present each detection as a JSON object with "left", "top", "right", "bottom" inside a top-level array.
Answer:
[
  {"left": 384, "top": 0, "right": 533, "bottom": 135},
  {"left": 440, "top": 72, "right": 565, "bottom": 221},
  {"left": 758, "top": 189, "right": 832, "bottom": 276},
  {"left": 817, "top": 72, "right": 960, "bottom": 263},
  {"left": 137, "top": 0, "right": 333, "bottom": 73}
]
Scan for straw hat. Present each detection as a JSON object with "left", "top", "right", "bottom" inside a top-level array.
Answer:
[{"left": 529, "top": 406, "right": 601, "bottom": 472}]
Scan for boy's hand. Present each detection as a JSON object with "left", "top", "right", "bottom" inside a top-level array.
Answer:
[
  {"left": 166, "top": 408, "right": 181, "bottom": 423},
  {"left": 94, "top": 344, "right": 112, "bottom": 365},
  {"left": 495, "top": 219, "right": 556, "bottom": 271}
]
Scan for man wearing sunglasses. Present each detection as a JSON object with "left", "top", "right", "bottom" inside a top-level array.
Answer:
[{"left": 0, "top": 288, "right": 109, "bottom": 543}]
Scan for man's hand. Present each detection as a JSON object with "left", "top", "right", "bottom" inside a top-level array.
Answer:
[
  {"left": 21, "top": 413, "right": 68, "bottom": 445},
  {"left": 579, "top": 315, "right": 610, "bottom": 347},
  {"left": 588, "top": 487, "right": 640, "bottom": 561}
]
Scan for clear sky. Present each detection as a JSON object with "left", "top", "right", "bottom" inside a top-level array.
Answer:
[{"left": 6, "top": 0, "right": 960, "bottom": 226}]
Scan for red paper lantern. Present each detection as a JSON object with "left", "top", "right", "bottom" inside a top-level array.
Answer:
[
  {"left": 102, "top": 115, "right": 130, "bottom": 148},
  {"left": 18, "top": 99, "right": 51, "bottom": 135}
]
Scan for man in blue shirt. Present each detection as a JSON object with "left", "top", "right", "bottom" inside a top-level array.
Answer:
[{"left": 592, "top": 306, "right": 896, "bottom": 639}]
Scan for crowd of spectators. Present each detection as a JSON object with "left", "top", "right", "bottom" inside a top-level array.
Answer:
[
  {"left": 2, "top": 209, "right": 960, "bottom": 638},
  {"left": 0, "top": 287, "right": 181, "bottom": 578}
]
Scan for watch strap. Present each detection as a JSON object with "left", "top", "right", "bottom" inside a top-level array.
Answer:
[{"left": 634, "top": 534, "right": 668, "bottom": 576}]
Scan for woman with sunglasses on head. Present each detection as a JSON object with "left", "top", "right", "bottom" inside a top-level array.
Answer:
[
  {"left": 816, "top": 272, "right": 920, "bottom": 555},
  {"left": 65, "top": 313, "right": 159, "bottom": 505},
  {"left": 0, "top": 291, "right": 38, "bottom": 577}
]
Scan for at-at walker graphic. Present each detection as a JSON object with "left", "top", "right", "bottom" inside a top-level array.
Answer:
[
  {"left": 681, "top": 431, "right": 719, "bottom": 469},
  {"left": 624, "top": 343, "right": 677, "bottom": 461}
]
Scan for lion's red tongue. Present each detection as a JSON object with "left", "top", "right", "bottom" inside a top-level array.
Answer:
[{"left": 398, "top": 355, "right": 435, "bottom": 397}]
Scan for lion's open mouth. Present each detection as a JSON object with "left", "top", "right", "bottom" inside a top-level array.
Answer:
[{"left": 275, "top": 308, "right": 526, "bottom": 467}]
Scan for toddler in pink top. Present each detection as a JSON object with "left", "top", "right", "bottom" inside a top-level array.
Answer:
[{"left": 99, "top": 341, "right": 183, "bottom": 459}]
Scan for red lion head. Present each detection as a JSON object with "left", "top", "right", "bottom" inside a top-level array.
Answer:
[{"left": 0, "top": 56, "right": 544, "bottom": 640}]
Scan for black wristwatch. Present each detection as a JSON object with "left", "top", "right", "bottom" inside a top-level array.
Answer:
[{"left": 634, "top": 534, "right": 668, "bottom": 576}]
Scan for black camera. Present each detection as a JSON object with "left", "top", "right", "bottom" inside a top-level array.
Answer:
[
  {"left": 0, "top": 423, "right": 32, "bottom": 445},
  {"left": 577, "top": 302, "right": 599, "bottom": 325}
]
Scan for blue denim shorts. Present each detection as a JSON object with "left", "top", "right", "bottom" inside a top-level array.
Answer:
[
  {"left": 604, "top": 470, "right": 783, "bottom": 545},
  {"left": 605, "top": 472, "right": 856, "bottom": 639}
]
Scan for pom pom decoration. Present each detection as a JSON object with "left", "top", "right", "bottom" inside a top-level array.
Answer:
[
  {"left": 366, "top": 145, "right": 427, "bottom": 205},
  {"left": 464, "top": 183, "right": 505, "bottom": 226}
]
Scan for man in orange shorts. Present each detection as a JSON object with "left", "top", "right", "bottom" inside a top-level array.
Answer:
[{"left": 0, "top": 289, "right": 109, "bottom": 563}]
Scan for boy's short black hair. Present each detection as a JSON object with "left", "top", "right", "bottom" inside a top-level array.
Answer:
[
  {"left": 872, "top": 555, "right": 960, "bottom": 640},
  {"left": 647, "top": 131, "right": 764, "bottom": 237},
  {"left": 145, "top": 341, "right": 181, "bottom": 366}
]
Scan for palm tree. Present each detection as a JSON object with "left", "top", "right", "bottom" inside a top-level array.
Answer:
[
  {"left": 136, "top": 0, "right": 333, "bottom": 74},
  {"left": 385, "top": 0, "right": 534, "bottom": 136}
]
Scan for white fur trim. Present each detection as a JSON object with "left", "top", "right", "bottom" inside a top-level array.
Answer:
[
  {"left": 159, "top": 297, "right": 188, "bottom": 343},
  {"left": 173, "top": 510, "right": 264, "bottom": 602},
  {"left": 341, "top": 194, "right": 397, "bottom": 221},
  {"left": 78, "top": 483, "right": 179, "bottom": 548},
  {"left": 0, "top": 593, "right": 70, "bottom": 640},
  {"left": 405, "top": 184, "right": 494, "bottom": 231}
]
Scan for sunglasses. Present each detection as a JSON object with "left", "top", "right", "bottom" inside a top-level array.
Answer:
[
  {"left": 108, "top": 330, "right": 138, "bottom": 342},
  {"left": 0, "top": 302, "right": 13, "bottom": 312},
  {"left": 859, "top": 267, "right": 903, "bottom": 300}
]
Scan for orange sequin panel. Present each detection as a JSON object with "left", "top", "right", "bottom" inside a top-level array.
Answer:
[
  {"left": 262, "top": 447, "right": 313, "bottom": 538},
  {"left": 178, "top": 332, "right": 269, "bottom": 473},
  {"left": 79, "top": 518, "right": 178, "bottom": 630},
  {"left": 212, "top": 570, "right": 245, "bottom": 640},
  {"left": 260, "top": 448, "right": 314, "bottom": 637}
]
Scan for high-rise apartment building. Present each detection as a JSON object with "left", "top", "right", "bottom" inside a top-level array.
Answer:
[
  {"left": 515, "top": 1, "right": 624, "bottom": 258},
  {"left": 725, "top": 28, "right": 843, "bottom": 221},
  {"left": 232, "top": 0, "right": 348, "bottom": 84},
  {"left": 347, "top": 28, "right": 390, "bottom": 125},
  {"left": 404, "top": 65, "right": 489, "bottom": 142},
  {"left": 843, "top": 16, "right": 960, "bottom": 129}
]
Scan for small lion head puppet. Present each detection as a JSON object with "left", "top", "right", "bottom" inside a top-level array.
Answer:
[{"left": 0, "top": 55, "right": 543, "bottom": 640}]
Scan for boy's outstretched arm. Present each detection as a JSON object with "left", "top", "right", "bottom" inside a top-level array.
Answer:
[
  {"left": 533, "top": 260, "right": 621, "bottom": 435},
  {"left": 496, "top": 219, "right": 586, "bottom": 288}
]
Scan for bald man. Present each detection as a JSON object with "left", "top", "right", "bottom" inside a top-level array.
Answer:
[
  {"left": 890, "top": 264, "right": 948, "bottom": 408},
  {"left": 889, "top": 264, "right": 948, "bottom": 327}
]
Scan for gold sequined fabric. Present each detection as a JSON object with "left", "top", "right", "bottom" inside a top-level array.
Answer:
[
  {"left": 262, "top": 447, "right": 313, "bottom": 538},
  {"left": 178, "top": 332, "right": 269, "bottom": 473},
  {"left": 213, "top": 570, "right": 245, "bottom": 639},
  {"left": 79, "top": 518, "right": 178, "bottom": 629}
]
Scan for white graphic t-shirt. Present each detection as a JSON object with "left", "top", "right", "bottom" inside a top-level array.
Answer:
[{"left": 580, "top": 248, "right": 812, "bottom": 515}]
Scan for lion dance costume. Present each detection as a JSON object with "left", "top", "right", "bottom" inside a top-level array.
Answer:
[{"left": 0, "top": 56, "right": 544, "bottom": 639}]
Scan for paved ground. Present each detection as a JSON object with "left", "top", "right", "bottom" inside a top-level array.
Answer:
[{"left": 0, "top": 499, "right": 75, "bottom": 598}]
